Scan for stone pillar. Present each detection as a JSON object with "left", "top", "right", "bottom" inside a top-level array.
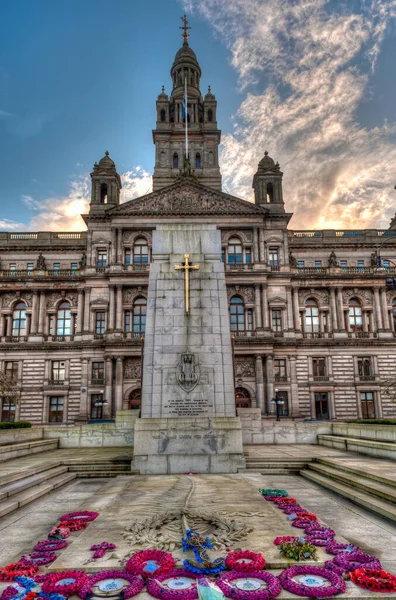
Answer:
[
  {"left": 254, "top": 284, "right": 262, "bottom": 329},
  {"left": 289, "top": 355, "right": 300, "bottom": 417},
  {"left": 108, "top": 286, "right": 115, "bottom": 331},
  {"left": 259, "top": 228, "right": 265, "bottom": 263},
  {"left": 105, "top": 357, "right": 113, "bottom": 416},
  {"left": 76, "top": 290, "right": 84, "bottom": 334},
  {"left": 344, "top": 309, "right": 350, "bottom": 333},
  {"left": 0, "top": 315, "right": 5, "bottom": 337},
  {"left": 255, "top": 354, "right": 265, "bottom": 414},
  {"left": 300, "top": 309, "right": 306, "bottom": 334},
  {"left": 286, "top": 286, "right": 294, "bottom": 330},
  {"left": 329, "top": 287, "right": 338, "bottom": 331},
  {"left": 117, "top": 228, "right": 123, "bottom": 264},
  {"left": 266, "top": 354, "right": 274, "bottom": 414},
  {"left": 83, "top": 288, "right": 91, "bottom": 332},
  {"left": 111, "top": 229, "right": 117, "bottom": 264},
  {"left": 30, "top": 291, "right": 39, "bottom": 334},
  {"left": 292, "top": 287, "right": 301, "bottom": 331},
  {"left": 373, "top": 287, "right": 383, "bottom": 330},
  {"left": 253, "top": 228, "right": 259, "bottom": 264},
  {"left": 116, "top": 285, "right": 123, "bottom": 330},
  {"left": 79, "top": 358, "right": 89, "bottom": 420},
  {"left": 380, "top": 288, "right": 390, "bottom": 329},
  {"left": 115, "top": 356, "right": 124, "bottom": 413},
  {"left": 319, "top": 311, "right": 324, "bottom": 333},
  {"left": 369, "top": 310, "right": 375, "bottom": 333},
  {"left": 6, "top": 315, "right": 12, "bottom": 337},
  {"left": 38, "top": 291, "right": 46, "bottom": 334},
  {"left": 336, "top": 287, "right": 345, "bottom": 330},
  {"left": 261, "top": 284, "right": 269, "bottom": 329},
  {"left": 86, "top": 231, "right": 93, "bottom": 267}
]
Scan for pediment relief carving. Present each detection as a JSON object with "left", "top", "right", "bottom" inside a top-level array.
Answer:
[
  {"left": 268, "top": 295, "right": 286, "bottom": 305},
  {"left": 298, "top": 289, "right": 329, "bottom": 306},
  {"left": 227, "top": 285, "right": 255, "bottom": 303}
]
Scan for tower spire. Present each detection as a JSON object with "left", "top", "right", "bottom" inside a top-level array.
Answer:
[{"left": 180, "top": 14, "right": 191, "bottom": 46}]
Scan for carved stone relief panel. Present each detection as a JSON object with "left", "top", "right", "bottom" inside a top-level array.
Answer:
[
  {"left": 124, "top": 358, "right": 141, "bottom": 380},
  {"left": 343, "top": 288, "right": 373, "bottom": 305},
  {"left": 298, "top": 289, "right": 329, "bottom": 307},
  {"left": 227, "top": 285, "right": 255, "bottom": 303},
  {"left": 123, "top": 286, "right": 147, "bottom": 304},
  {"left": 235, "top": 358, "right": 255, "bottom": 378}
]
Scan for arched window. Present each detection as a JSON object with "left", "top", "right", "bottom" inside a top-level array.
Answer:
[
  {"left": 230, "top": 296, "right": 245, "bottom": 332},
  {"left": 129, "top": 388, "right": 141, "bottom": 410},
  {"left": 57, "top": 301, "right": 71, "bottom": 336},
  {"left": 349, "top": 298, "right": 362, "bottom": 331},
  {"left": 160, "top": 109, "right": 166, "bottom": 122},
  {"left": 133, "top": 297, "right": 147, "bottom": 334},
  {"left": 266, "top": 182, "right": 274, "bottom": 203},
  {"left": 133, "top": 237, "right": 149, "bottom": 265},
  {"left": 100, "top": 183, "right": 108, "bottom": 204},
  {"left": 12, "top": 302, "right": 26, "bottom": 337},
  {"left": 228, "top": 237, "right": 242, "bottom": 265},
  {"left": 235, "top": 387, "right": 251, "bottom": 409},
  {"left": 195, "top": 152, "right": 201, "bottom": 169},
  {"left": 392, "top": 299, "right": 396, "bottom": 330},
  {"left": 208, "top": 109, "right": 213, "bottom": 122},
  {"left": 173, "top": 153, "right": 179, "bottom": 169},
  {"left": 305, "top": 298, "right": 319, "bottom": 333}
]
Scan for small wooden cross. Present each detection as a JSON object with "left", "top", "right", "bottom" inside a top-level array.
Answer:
[{"left": 175, "top": 253, "right": 199, "bottom": 315}]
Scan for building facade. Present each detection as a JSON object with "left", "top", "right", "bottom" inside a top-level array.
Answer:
[{"left": 1, "top": 31, "right": 396, "bottom": 425}]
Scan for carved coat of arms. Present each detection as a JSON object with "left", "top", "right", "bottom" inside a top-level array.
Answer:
[{"left": 176, "top": 353, "right": 200, "bottom": 392}]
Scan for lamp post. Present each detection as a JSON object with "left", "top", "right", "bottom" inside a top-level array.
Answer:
[{"left": 270, "top": 388, "right": 284, "bottom": 422}]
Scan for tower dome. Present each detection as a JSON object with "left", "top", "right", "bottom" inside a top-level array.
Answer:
[{"left": 257, "top": 151, "right": 279, "bottom": 173}]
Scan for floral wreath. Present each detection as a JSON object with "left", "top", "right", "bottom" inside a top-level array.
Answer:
[
  {"left": 125, "top": 550, "right": 175, "bottom": 578},
  {"left": 225, "top": 551, "right": 266, "bottom": 572},
  {"left": 348, "top": 568, "right": 396, "bottom": 593},
  {"left": 58, "top": 520, "right": 87, "bottom": 532},
  {"left": 0, "top": 562, "right": 39, "bottom": 582},
  {"left": 292, "top": 519, "right": 315, "bottom": 529},
  {"left": 216, "top": 569, "right": 282, "bottom": 600},
  {"left": 325, "top": 541, "right": 359, "bottom": 555},
  {"left": 48, "top": 526, "right": 70, "bottom": 539},
  {"left": 273, "top": 536, "right": 299, "bottom": 546},
  {"left": 278, "top": 565, "right": 346, "bottom": 598},
  {"left": 34, "top": 540, "right": 68, "bottom": 553},
  {"left": 78, "top": 570, "right": 144, "bottom": 599},
  {"left": 41, "top": 571, "right": 88, "bottom": 596},
  {"left": 273, "top": 498, "right": 296, "bottom": 505},
  {"left": 146, "top": 568, "right": 199, "bottom": 600},
  {"left": 20, "top": 553, "right": 57, "bottom": 566},
  {"left": 259, "top": 489, "right": 288, "bottom": 498},
  {"left": 304, "top": 523, "right": 332, "bottom": 534},
  {"left": 58, "top": 511, "right": 98, "bottom": 523},
  {"left": 332, "top": 551, "right": 382, "bottom": 573},
  {"left": 0, "top": 577, "right": 64, "bottom": 600}
]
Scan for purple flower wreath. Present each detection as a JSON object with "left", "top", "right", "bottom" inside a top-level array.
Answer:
[
  {"left": 332, "top": 551, "right": 382, "bottom": 573},
  {"left": 278, "top": 565, "right": 346, "bottom": 598},
  {"left": 20, "top": 552, "right": 57, "bottom": 566},
  {"left": 216, "top": 570, "right": 282, "bottom": 600},
  {"left": 58, "top": 510, "right": 98, "bottom": 523},
  {"left": 325, "top": 541, "right": 359, "bottom": 555},
  {"left": 41, "top": 570, "right": 88, "bottom": 597},
  {"left": 34, "top": 541, "right": 68, "bottom": 553},
  {"left": 78, "top": 570, "right": 144, "bottom": 599},
  {"left": 146, "top": 568, "right": 199, "bottom": 600}
]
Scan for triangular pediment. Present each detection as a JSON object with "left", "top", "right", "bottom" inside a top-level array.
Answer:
[{"left": 108, "top": 180, "right": 267, "bottom": 216}]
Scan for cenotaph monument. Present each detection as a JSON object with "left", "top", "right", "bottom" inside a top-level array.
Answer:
[{"left": 131, "top": 222, "right": 245, "bottom": 474}]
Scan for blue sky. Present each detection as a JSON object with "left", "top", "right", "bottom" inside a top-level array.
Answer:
[{"left": 0, "top": 0, "right": 396, "bottom": 230}]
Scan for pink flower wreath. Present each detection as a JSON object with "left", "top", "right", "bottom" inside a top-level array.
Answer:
[
  {"left": 126, "top": 550, "right": 175, "bottom": 578},
  {"left": 59, "top": 510, "right": 99, "bottom": 522},
  {"left": 146, "top": 568, "right": 199, "bottom": 600},
  {"left": 225, "top": 551, "right": 266, "bottom": 572},
  {"left": 41, "top": 570, "right": 88, "bottom": 596},
  {"left": 79, "top": 570, "right": 144, "bottom": 599},
  {"left": 216, "top": 570, "right": 282, "bottom": 600},
  {"left": 278, "top": 565, "right": 346, "bottom": 598}
]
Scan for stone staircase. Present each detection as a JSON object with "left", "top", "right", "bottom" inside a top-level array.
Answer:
[
  {"left": 242, "top": 454, "right": 312, "bottom": 474},
  {"left": 318, "top": 434, "right": 396, "bottom": 460},
  {"left": 0, "top": 438, "right": 59, "bottom": 462},
  {"left": 301, "top": 458, "right": 396, "bottom": 523}
]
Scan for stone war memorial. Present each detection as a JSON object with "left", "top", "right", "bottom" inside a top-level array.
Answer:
[{"left": 1, "top": 13, "right": 396, "bottom": 600}]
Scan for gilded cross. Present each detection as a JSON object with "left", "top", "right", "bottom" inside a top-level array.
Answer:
[
  {"left": 180, "top": 14, "right": 191, "bottom": 44},
  {"left": 175, "top": 253, "right": 199, "bottom": 315}
]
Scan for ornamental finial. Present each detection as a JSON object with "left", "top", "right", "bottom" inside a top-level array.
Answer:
[{"left": 180, "top": 14, "right": 191, "bottom": 45}]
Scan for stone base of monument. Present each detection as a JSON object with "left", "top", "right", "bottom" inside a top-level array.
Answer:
[{"left": 131, "top": 416, "right": 246, "bottom": 474}]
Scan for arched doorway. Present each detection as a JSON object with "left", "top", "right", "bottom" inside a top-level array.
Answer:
[
  {"left": 129, "top": 388, "right": 141, "bottom": 410},
  {"left": 235, "top": 387, "right": 251, "bottom": 408}
]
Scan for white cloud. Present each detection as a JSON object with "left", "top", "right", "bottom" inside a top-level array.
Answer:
[
  {"left": 0, "top": 219, "right": 25, "bottom": 231},
  {"left": 183, "top": 0, "right": 396, "bottom": 229}
]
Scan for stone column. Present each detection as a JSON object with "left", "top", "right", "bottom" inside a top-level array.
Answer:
[
  {"left": 289, "top": 355, "right": 300, "bottom": 417},
  {"left": 83, "top": 288, "right": 91, "bottom": 332},
  {"left": 373, "top": 287, "right": 383, "bottom": 330},
  {"left": 86, "top": 231, "right": 93, "bottom": 267},
  {"left": 286, "top": 286, "right": 294, "bottom": 330},
  {"left": 261, "top": 284, "right": 269, "bottom": 329},
  {"left": 117, "top": 228, "right": 123, "bottom": 264},
  {"left": 266, "top": 354, "right": 274, "bottom": 414},
  {"left": 369, "top": 310, "right": 375, "bottom": 333},
  {"left": 108, "top": 286, "right": 115, "bottom": 331},
  {"left": 111, "top": 229, "right": 117, "bottom": 264},
  {"left": 254, "top": 284, "right": 262, "bottom": 329},
  {"left": 300, "top": 309, "right": 306, "bottom": 334},
  {"left": 336, "top": 287, "right": 345, "bottom": 330},
  {"left": 79, "top": 358, "right": 89, "bottom": 420},
  {"left": 255, "top": 354, "right": 265, "bottom": 414},
  {"left": 76, "top": 290, "right": 84, "bottom": 334},
  {"left": 253, "top": 228, "right": 259, "bottom": 264},
  {"left": 116, "top": 285, "right": 123, "bottom": 330},
  {"left": 38, "top": 291, "right": 46, "bottom": 334},
  {"left": 0, "top": 315, "right": 5, "bottom": 337},
  {"left": 329, "top": 287, "right": 338, "bottom": 331},
  {"left": 6, "top": 315, "right": 12, "bottom": 337},
  {"left": 380, "top": 288, "right": 390, "bottom": 329},
  {"left": 292, "top": 287, "right": 301, "bottom": 331},
  {"left": 115, "top": 356, "right": 124, "bottom": 413},
  {"left": 259, "top": 228, "right": 265, "bottom": 263},
  {"left": 105, "top": 357, "right": 113, "bottom": 417},
  {"left": 30, "top": 291, "right": 39, "bottom": 334},
  {"left": 319, "top": 311, "right": 324, "bottom": 333}
]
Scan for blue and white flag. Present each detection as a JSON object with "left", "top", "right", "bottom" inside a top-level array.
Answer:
[{"left": 182, "top": 79, "right": 187, "bottom": 117}]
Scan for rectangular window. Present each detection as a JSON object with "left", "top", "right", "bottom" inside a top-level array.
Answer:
[
  {"left": 340, "top": 260, "right": 347, "bottom": 271},
  {"left": 360, "top": 391, "right": 375, "bottom": 419},
  {"left": 357, "top": 357, "right": 372, "bottom": 378},
  {"left": 274, "top": 359, "right": 287, "bottom": 381},
  {"left": 71, "top": 263, "right": 78, "bottom": 274},
  {"left": 53, "top": 263, "right": 60, "bottom": 272},
  {"left": 95, "top": 312, "right": 106, "bottom": 334},
  {"left": 125, "top": 249, "right": 131, "bottom": 265},
  {"left": 27, "top": 263, "right": 34, "bottom": 272},
  {"left": 97, "top": 249, "right": 107, "bottom": 268},
  {"left": 312, "top": 357, "right": 326, "bottom": 377},
  {"left": 9, "top": 263, "right": 16, "bottom": 274},
  {"left": 269, "top": 247, "right": 279, "bottom": 266},
  {"left": 5, "top": 361, "right": 18, "bottom": 383},
  {"left": 91, "top": 361, "right": 104, "bottom": 383},
  {"left": 125, "top": 310, "right": 131, "bottom": 332},
  {"left": 247, "top": 308, "right": 253, "bottom": 330},
  {"left": 357, "top": 260, "right": 364, "bottom": 270},
  {"left": 315, "top": 261, "right": 322, "bottom": 268},
  {"left": 49, "top": 396, "right": 64, "bottom": 423},
  {"left": 51, "top": 361, "right": 65, "bottom": 383},
  {"left": 272, "top": 309, "right": 282, "bottom": 332},
  {"left": 315, "top": 392, "right": 329, "bottom": 419},
  {"left": 91, "top": 394, "right": 103, "bottom": 420},
  {"left": 297, "top": 260, "right": 305, "bottom": 269},
  {"left": 1, "top": 399, "right": 16, "bottom": 422},
  {"left": 246, "top": 248, "right": 252, "bottom": 264}
]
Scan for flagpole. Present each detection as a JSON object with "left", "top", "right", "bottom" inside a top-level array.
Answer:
[{"left": 184, "top": 77, "right": 188, "bottom": 159}]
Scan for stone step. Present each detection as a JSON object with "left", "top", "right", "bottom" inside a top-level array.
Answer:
[
  {"left": 245, "top": 457, "right": 311, "bottom": 464},
  {"left": 307, "top": 463, "right": 396, "bottom": 504},
  {"left": 0, "top": 461, "right": 62, "bottom": 486},
  {"left": 318, "top": 434, "right": 396, "bottom": 460},
  {"left": 316, "top": 457, "right": 396, "bottom": 488},
  {"left": 0, "top": 466, "right": 69, "bottom": 500},
  {"left": 0, "top": 439, "right": 59, "bottom": 463},
  {"left": 67, "top": 463, "right": 130, "bottom": 472},
  {"left": 0, "top": 472, "right": 76, "bottom": 518},
  {"left": 75, "top": 470, "right": 138, "bottom": 478},
  {"left": 301, "top": 469, "right": 396, "bottom": 523},
  {"left": 240, "top": 467, "right": 303, "bottom": 475}
]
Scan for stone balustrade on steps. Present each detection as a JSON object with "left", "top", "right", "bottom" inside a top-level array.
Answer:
[{"left": 318, "top": 433, "right": 396, "bottom": 460}]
